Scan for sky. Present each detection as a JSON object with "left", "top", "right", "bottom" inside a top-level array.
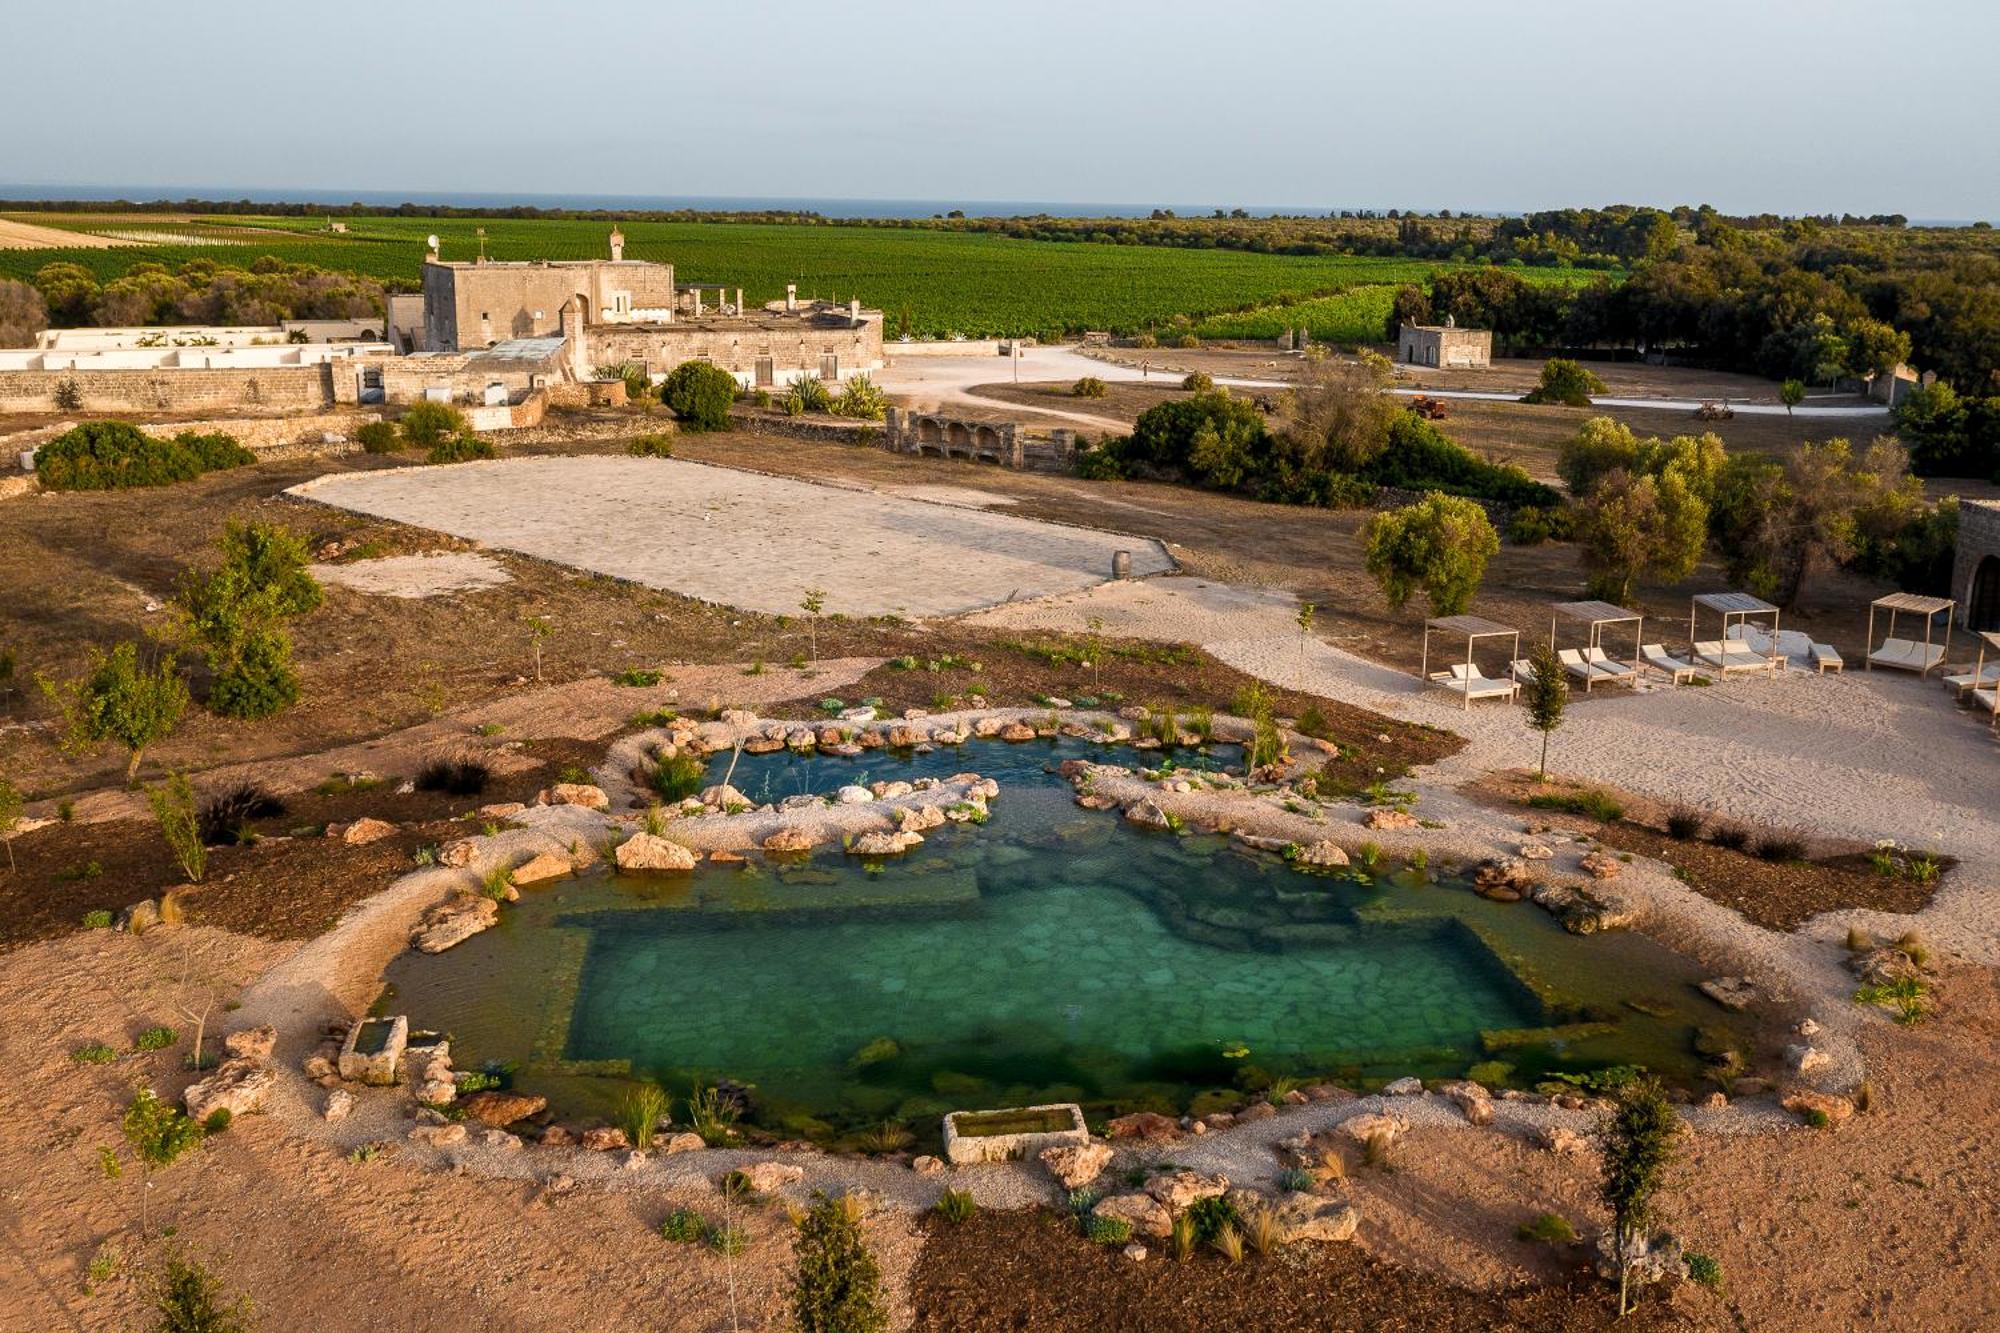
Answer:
[{"left": 5, "top": 0, "right": 1997, "bottom": 220}]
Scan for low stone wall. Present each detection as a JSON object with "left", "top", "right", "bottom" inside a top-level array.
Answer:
[
  {"left": 466, "top": 390, "right": 548, "bottom": 433},
  {"left": 1, "top": 408, "right": 383, "bottom": 494},
  {"left": 886, "top": 340, "right": 1012, "bottom": 359},
  {"left": 0, "top": 363, "right": 334, "bottom": 414},
  {"left": 726, "top": 407, "right": 881, "bottom": 445}
]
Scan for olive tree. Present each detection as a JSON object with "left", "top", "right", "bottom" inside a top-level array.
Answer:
[
  {"left": 174, "top": 522, "right": 322, "bottom": 721},
  {"left": 1599, "top": 1077, "right": 1681, "bottom": 1316},
  {"left": 1361, "top": 492, "right": 1499, "bottom": 617},
  {"left": 1572, "top": 468, "right": 1708, "bottom": 604}
]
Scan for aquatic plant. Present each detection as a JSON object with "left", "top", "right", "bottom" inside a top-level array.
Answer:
[
  {"left": 685, "top": 1083, "right": 740, "bottom": 1146},
  {"left": 858, "top": 1120, "right": 913, "bottom": 1154}
]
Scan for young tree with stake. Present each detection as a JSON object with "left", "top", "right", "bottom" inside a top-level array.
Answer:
[
  {"left": 1295, "top": 601, "right": 1316, "bottom": 661},
  {"left": 525, "top": 615, "right": 551, "bottom": 683},
  {"left": 1523, "top": 639, "right": 1568, "bottom": 781},
  {"left": 800, "top": 587, "right": 826, "bottom": 665},
  {"left": 1600, "top": 1077, "right": 1681, "bottom": 1317}
]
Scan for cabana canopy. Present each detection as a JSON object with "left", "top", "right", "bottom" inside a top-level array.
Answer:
[
  {"left": 1690, "top": 590, "right": 1779, "bottom": 644},
  {"left": 1419, "top": 615, "right": 1520, "bottom": 710},
  {"left": 1866, "top": 593, "right": 1955, "bottom": 677},
  {"left": 1550, "top": 600, "right": 1643, "bottom": 691}
]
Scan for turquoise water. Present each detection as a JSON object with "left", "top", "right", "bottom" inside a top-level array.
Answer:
[{"left": 381, "top": 738, "right": 1743, "bottom": 1138}]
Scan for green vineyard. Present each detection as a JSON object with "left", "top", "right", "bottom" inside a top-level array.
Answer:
[{"left": 1, "top": 212, "right": 1597, "bottom": 340}]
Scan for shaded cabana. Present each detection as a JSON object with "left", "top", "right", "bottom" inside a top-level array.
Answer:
[
  {"left": 1419, "top": 615, "right": 1520, "bottom": 709},
  {"left": 1549, "top": 600, "right": 1642, "bottom": 691},
  {"left": 1965, "top": 631, "right": 2000, "bottom": 727},
  {"left": 1866, "top": 593, "right": 1955, "bottom": 676},
  {"left": 1688, "top": 591, "right": 1781, "bottom": 675}
]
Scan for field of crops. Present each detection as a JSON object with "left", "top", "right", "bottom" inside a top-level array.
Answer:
[
  {"left": 1193, "top": 286, "right": 1401, "bottom": 344},
  {"left": 0, "top": 212, "right": 1599, "bottom": 339}
]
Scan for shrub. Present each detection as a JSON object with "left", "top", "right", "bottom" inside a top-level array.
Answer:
[
  {"left": 136, "top": 1025, "right": 178, "bottom": 1051},
  {"left": 1276, "top": 1167, "right": 1314, "bottom": 1193},
  {"left": 1084, "top": 1213, "right": 1131, "bottom": 1245},
  {"left": 123, "top": 1087, "right": 203, "bottom": 1169},
  {"left": 1523, "top": 358, "right": 1607, "bottom": 407},
  {"left": 202, "top": 1108, "right": 232, "bottom": 1134},
  {"left": 35, "top": 421, "right": 253, "bottom": 491},
  {"left": 1686, "top": 1251, "right": 1725, "bottom": 1293},
  {"left": 1506, "top": 504, "right": 1573, "bottom": 546},
  {"left": 1071, "top": 376, "right": 1107, "bottom": 398},
  {"left": 73, "top": 1041, "right": 119, "bottom": 1064},
  {"left": 82, "top": 909, "right": 113, "bottom": 929},
  {"left": 831, "top": 374, "right": 888, "bottom": 421},
  {"left": 355, "top": 420, "right": 401, "bottom": 453},
  {"left": 1525, "top": 788, "right": 1625, "bottom": 822},
  {"left": 612, "top": 668, "right": 662, "bottom": 687},
  {"left": 1663, "top": 806, "right": 1706, "bottom": 840},
  {"left": 626, "top": 432, "right": 674, "bottom": 458},
  {"left": 147, "top": 773, "right": 207, "bottom": 884},
  {"left": 791, "top": 1191, "right": 888, "bottom": 1333},
  {"left": 195, "top": 783, "right": 286, "bottom": 847},
  {"left": 648, "top": 752, "right": 706, "bottom": 802},
  {"left": 933, "top": 1188, "right": 976, "bottom": 1224},
  {"left": 415, "top": 755, "right": 489, "bottom": 796},
  {"left": 1517, "top": 1212, "right": 1577, "bottom": 1243},
  {"left": 397, "top": 401, "right": 470, "bottom": 451},
  {"left": 1363, "top": 413, "right": 1559, "bottom": 508},
  {"left": 1182, "top": 371, "right": 1214, "bottom": 393},
  {"left": 1709, "top": 822, "right": 1750, "bottom": 851},
  {"left": 684, "top": 1083, "right": 739, "bottom": 1145},
  {"left": 708, "top": 1223, "right": 748, "bottom": 1257},
  {"left": 174, "top": 521, "right": 320, "bottom": 722},
  {"left": 616, "top": 1082, "right": 670, "bottom": 1151},
  {"left": 1184, "top": 1194, "right": 1241, "bottom": 1243},
  {"left": 1753, "top": 831, "right": 1807, "bottom": 862},
  {"left": 149, "top": 1250, "right": 252, "bottom": 1333},
  {"left": 53, "top": 377, "right": 82, "bottom": 411},
  {"left": 659, "top": 1208, "right": 706, "bottom": 1243},
  {"left": 1132, "top": 333, "right": 1159, "bottom": 349},
  {"left": 426, "top": 434, "right": 494, "bottom": 464},
  {"left": 661, "top": 360, "right": 740, "bottom": 431},
  {"left": 785, "top": 374, "right": 834, "bottom": 417}
]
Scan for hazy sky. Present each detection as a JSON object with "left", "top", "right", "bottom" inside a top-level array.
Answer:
[{"left": 6, "top": 0, "right": 1997, "bottom": 218}]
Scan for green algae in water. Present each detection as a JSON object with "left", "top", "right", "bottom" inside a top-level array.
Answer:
[{"left": 382, "top": 738, "right": 1749, "bottom": 1136}]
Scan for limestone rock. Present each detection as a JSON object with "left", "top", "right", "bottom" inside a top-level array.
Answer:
[
  {"left": 661, "top": 1132, "right": 706, "bottom": 1156},
  {"left": 1784, "top": 1044, "right": 1831, "bottom": 1075},
  {"left": 1362, "top": 808, "right": 1420, "bottom": 832},
  {"left": 511, "top": 851, "right": 573, "bottom": 885},
  {"left": 1094, "top": 1192, "right": 1173, "bottom": 1239},
  {"left": 1340, "top": 1112, "right": 1406, "bottom": 1147},
  {"left": 1271, "top": 1194, "right": 1360, "bottom": 1244},
  {"left": 1473, "top": 857, "right": 1535, "bottom": 901},
  {"left": 1382, "top": 1076, "right": 1424, "bottom": 1096},
  {"left": 1106, "top": 1111, "right": 1180, "bottom": 1142},
  {"left": 438, "top": 839, "right": 478, "bottom": 868},
  {"left": 1542, "top": 1125, "right": 1590, "bottom": 1156},
  {"left": 735, "top": 1161, "right": 804, "bottom": 1194},
  {"left": 411, "top": 894, "right": 499, "bottom": 953},
  {"left": 848, "top": 830, "right": 922, "bottom": 856},
  {"left": 183, "top": 1057, "right": 276, "bottom": 1123},
  {"left": 1146, "top": 1170, "right": 1229, "bottom": 1211},
  {"left": 762, "top": 827, "right": 821, "bottom": 853},
  {"left": 459, "top": 1090, "right": 548, "bottom": 1127},
  {"left": 322, "top": 1089, "right": 356, "bottom": 1122},
  {"left": 479, "top": 802, "right": 526, "bottom": 818},
  {"left": 1294, "top": 841, "right": 1349, "bottom": 868},
  {"left": 1122, "top": 1242, "right": 1148, "bottom": 1262},
  {"left": 581, "top": 1127, "right": 629, "bottom": 1152},
  {"left": 1530, "top": 881, "right": 1636, "bottom": 934},
  {"left": 998, "top": 722, "right": 1037, "bottom": 742},
  {"left": 1040, "top": 1141, "right": 1113, "bottom": 1190},
  {"left": 341, "top": 817, "right": 398, "bottom": 846},
  {"left": 1440, "top": 1080, "right": 1494, "bottom": 1126},
  {"left": 480, "top": 1129, "right": 523, "bottom": 1151},
  {"left": 1123, "top": 799, "right": 1172, "bottom": 830},
  {"left": 1782, "top": 1090, "right": 1854, "bottom": 1127},
  {"left": 409, "top": 1122, "right": 468, "bottom": 1147},
  {"left": 222, "top": 1025, "right": 277, "bottom": 1062},
  {"left": 1577, "top": 852, "right": 1623, "bottom": 880},
  {"left": 542, "top": 783, "right": 609, "bottom": 810},
  {"left": 1236, "top": 1101, "right": 1277, "bottom": 1122},
  {"left": 1698, "top": 976, "right": 1758, "bottom": 1012},
  {"left": 836, "top": 785, "right": 874, "bottom": 805},
  {"left": 616, "top": 833, "right": 698, "bottom": 871},
  {"left": 911, "top": 1155, "right": 945, "bottom": 1177},
  {"left": 700, "top": 783, "right": 749, "bottom": 810}
]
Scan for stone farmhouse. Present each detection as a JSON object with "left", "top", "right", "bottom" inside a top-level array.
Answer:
[
  {"left": 1398, "top": 317, "right": 1492, "bottom": 369},
  {"left": 0, "top": 229, "right": 883, "bottom": 416}
]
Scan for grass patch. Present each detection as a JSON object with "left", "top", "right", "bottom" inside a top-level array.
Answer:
[{"left": 1524, "top": 788, "right": 1624, "bottom": 822}]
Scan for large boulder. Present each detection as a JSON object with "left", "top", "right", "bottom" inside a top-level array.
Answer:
[
  {"left": 1271, "top": 1194, "right": 1360, "bottom": 1244},
  {"left": 616, "top": 833, "right": 698, "bottom": 872},
  {"left": 1106, "top": 1111, "right": 1180, "bottom": 1143},
  {"left": 1473, "top": 857, "right": 1535, "bottom": 901},
  {"left": 340, "top": 817, "right": 399, "bottom": 846},
  {"left": 1439, "top": 1080, "right": 1494, "bottom": 1126},
  {"left": 848, "top": 830, "right": 922, "bottom": 857},
  {"left": 1362, "top": 808, "right": 1420, "bottom": 832},
  {"left": 762, "top": 827, "right": 821, "bottom": 853},
  {"left": 1339, "top": 1112, "right": 1406, "bottom": 1147},
  {"left": 411, "top": 894, "right": 500, "bottom": 953},
  {"left": 1040, "top": 1141, "right": 1113, "bottom": 1190},
  {"left": 1145, "top": 1170, "right": 1229, "bottom": 1211},
  {"left": 700, "top": 784, "right": 750, "bottom": 810},
  {"left": 222, "top": 1025, "right": 277, "bottom": 1062},
  {"left": 1094, "top": 1192, "right": 1173, "bottom": 1239},
  {"left": 510, "top": 851, "right": 574, "bottom": 885},
  {"left": 998, "top": 722, "right": 1037, "bottom": 743},
  {"left": 184, "top": 1057, "right": 277, "bottom": 1123},
  {"left": 1294, "top": 841, "right": 1350, "bottom": 868},
  {"left": 1123, "top": 799, "right": 1172, "bottom": 830},
  {"left": 459, "top": 1090, "right": 548, "bottom": 1127},
  {"left": 734, "top": 1161, "right": 805, "bottom": 1194}
]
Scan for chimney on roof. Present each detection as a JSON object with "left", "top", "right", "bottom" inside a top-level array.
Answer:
[
  {"left": 609, "top": 228, "right": 625, "bottom": 262},
  {"left": 735, "top": 287, "right": 743, "bottom": 316},
  {"left": 785, "top": 283, "right": 797, "bottom": 314},
  {"left": 849, "top": 297, "right": 861, "bottom": 327}
]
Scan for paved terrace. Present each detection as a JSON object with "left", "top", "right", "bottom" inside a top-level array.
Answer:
[{"left": 289, "top": 455, "right": 1173, "bottom": 617}]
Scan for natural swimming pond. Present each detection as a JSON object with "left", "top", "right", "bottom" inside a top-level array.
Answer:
[{"left": 380, "top": 738, "right": 1749, "bottom": 1143}]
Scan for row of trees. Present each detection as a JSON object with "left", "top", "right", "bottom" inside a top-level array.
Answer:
[{"left": 9, "top": 256, "right": 391, "bottom": 339}]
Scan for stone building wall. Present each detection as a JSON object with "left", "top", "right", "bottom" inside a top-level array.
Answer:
[
  {"left": 1951, "top": 498, "right": 2000, "bottom": 631},
  {"left": 1398, "top": 324, "right": 1493, "bottom": 369},
  {"left": 423, "top": 259, "right": 679, "bottom": 352},
  {"left": 0, "top": 364, "right": 336, "bottom": 414},
  {"left": 584, "top": 317, "right": 884, "bottom": 386}
]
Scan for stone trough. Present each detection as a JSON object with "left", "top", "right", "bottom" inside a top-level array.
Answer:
[{"left": 942, "top": 1102, "right": 1090, "bottom": 1166}]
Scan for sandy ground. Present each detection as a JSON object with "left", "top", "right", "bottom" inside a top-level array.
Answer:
[
  {"left": 308, "top": 551, "right": 514, "bottom": 599},
  {"left": 289, "top": 456, "right": 1174, "bottom": 618},
  {"left": 0, "top": 216, "right": 127, "bottom": 249}
]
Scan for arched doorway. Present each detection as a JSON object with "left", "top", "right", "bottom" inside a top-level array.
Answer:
[{"left": 1972, "top": 555, "right": 2000, "bottom": 632}]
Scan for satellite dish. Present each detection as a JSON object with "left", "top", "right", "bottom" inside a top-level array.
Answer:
[{"left": 426, "top": 234, "right": 440, "bottom": 250}]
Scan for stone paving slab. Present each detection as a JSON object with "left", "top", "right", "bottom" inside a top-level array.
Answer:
[{"left": 290, "top": 456, "right": 1172, "bottom": 617}]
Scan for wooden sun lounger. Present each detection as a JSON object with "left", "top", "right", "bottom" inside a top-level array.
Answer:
[
  {"left": 1510, "top": 658, "right": 1540, "bottom": 683},
  {"left": 1694, "top": 640, "right": 1776, "bottom": 676},
  {"left": 1941, "top": 662, "right": 2000, "bottom": 693},
  {"left": 1583, "top": 646, "right": 1639, "bottom": 684},
  {"left": 1972, "top": 686, "right": 1999, "bottom": 725},
  {"left": 1428, "top": 670, "right": 1518, "bottom": 704},
  {"left": 1868, "top": 637, "right": 1946, "bottom": 675},
  {"left": 1809, "top": 643, "right": 1843, "bottom": 673},
  {"left": 1640, "top": 644, "right": 1697, "bottom": 684}
]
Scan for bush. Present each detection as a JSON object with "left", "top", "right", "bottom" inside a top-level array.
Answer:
[
  {"left": 355, "top": 420, "right": 401, "bottom": 453},
  {"left": 791, "top": 1192, "right": 888, "bottom": 1333},
  {"left": 785, "top": 374, "right": 834, "bottom": 417},
  {"left": 175, "top": 521, "right": 319, "bottom": 722},
  {"left": 1073, "top": 443, "right": 1127, "bottom": 480},
  {"left": 1663, "top": 806, "right": 1706, "bottom": 841},
  {"left": 43, "top": 641, "right": 187, "bottom": 780},
  {"left": 1517, "top": 1212, "right": 1577, "bottom": 1243},
  {"left": 397, "top": 401, "right": 470, "bottom": 451},
  {"left": 1362, "top": 492, "right": 1500, "bottom": 617},
  {"left": 648, "top": 752, "right": 706, "bottom": 802},
  {"left": 1363, "top": 413, "right": 1559, "bottom": 508},
  {"left": 1185, "top": 1195, "right": 1242, "bottom": 1243},
  {"left": 35, "top": 421, "right": 253, "bottom": 492},
  {"left": 73, "top": 1041, "right": 119, "bottom": 1064},
  {"left": 1709, "top": 823, "right": 1750, "bottom": 851},
  {"left": 415, "top": 755, "right": 489, "bottom": 796},
  {"left": 1754, "top": 831, "right": 1807, "bottom": 862},
  {"left": 136, "top": 1024, "right": 178, "bottom": 1051},
  {"left": 933, "top": 1188, "right": 976, "bottom": 1224},
  {"left": 1084, "top": 1213, "right": 1132, "bottom": 1245},
  {"left": 660, "top": 1208, "right": 707, "bottom": 1243},
  {"left": 1525, "top": 788, "right": 1625, "bottom": 822},
  {"left": 148, "top": 772, "right": 207, "bottom": 883},
  {"left": 1523, "top": 358, "right": 1607, "bottom": 406},
  {"left": 1182, "top": 371, "right": 1214, "bottom": 392},
  {"left": 661, "top": 360, "right": 740, "bottom": 431},
  {"left": 626, "top": 432, "right": 674, "bottom": 458},
  {"left": 1071, "top": 376, "right": 1107, "bottom": 398},
  {"left": 1506, "top": 504, "right": 1573, "bottom": 546},
  {"left": 149, "top": 1250, "right": 253, "bottom": 1333},
  {"left": 426, "top": 434, "right": 494, "bottom": 464},
  {"left": 123, "top": 1087, "right": 203, "bottom": 1169},
  {"left": 831, "top": 374, "right": 888, "bottom": 421}
]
